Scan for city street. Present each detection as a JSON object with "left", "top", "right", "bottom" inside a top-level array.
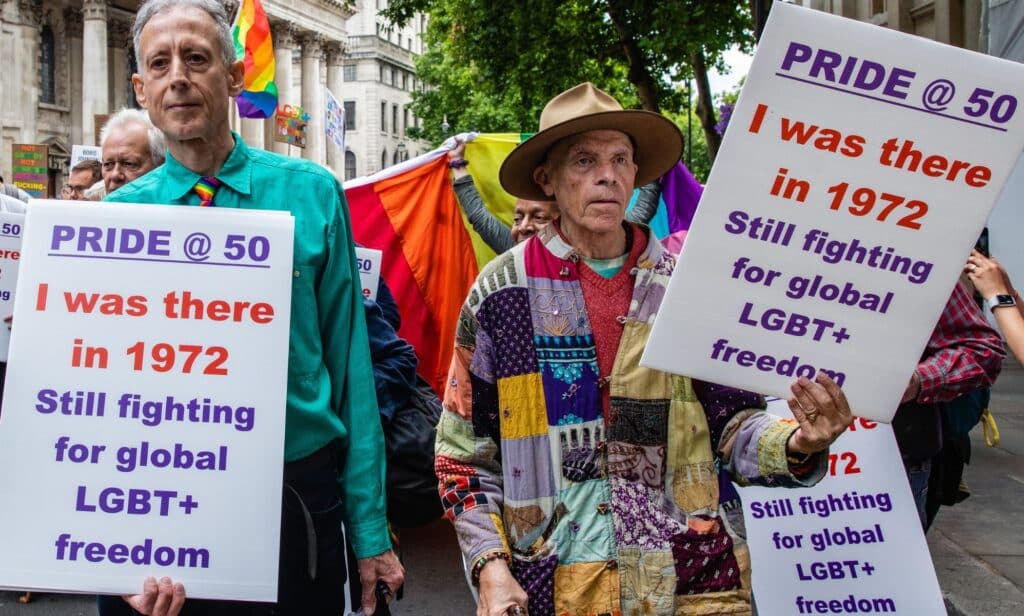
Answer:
[{"left": 4, "top": 362, "right": 1024, "bottom": 615}]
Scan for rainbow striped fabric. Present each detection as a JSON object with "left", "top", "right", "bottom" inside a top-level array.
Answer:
[
  {"left": 232, "top": 0, "right": 278, "bottom": 119},
  {"left": 193, "top": 177, "right": 221, "bottom": 207}
]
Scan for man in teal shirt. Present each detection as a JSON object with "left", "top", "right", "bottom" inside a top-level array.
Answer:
[{"left": 103, "top": 1, "right": 403, "bottom": 614}]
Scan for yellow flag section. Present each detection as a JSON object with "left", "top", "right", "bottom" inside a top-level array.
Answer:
[{"left": 463, "top": 133, "right": 530, "bottom": 268}]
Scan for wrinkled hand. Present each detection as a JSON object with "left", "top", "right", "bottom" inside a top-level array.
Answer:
[
  {"left": 357, "top": 549, "right": 404, "bottom": 615},
  {"left": 965, "top": 249, "right": 1012, "bottom": 298},
  {"left": 122, "top": 576, "right": 185, "bottom": 616},
  {"left": 786, "top": 373, "right": 854, "bottom": 454},
  {"left": 477, "top": 559, "right": 528, "bottom": 616}
]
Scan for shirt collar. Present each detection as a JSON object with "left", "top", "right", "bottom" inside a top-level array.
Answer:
[{"left": 162, "top": 131, "right": 253, "bottom": 200}]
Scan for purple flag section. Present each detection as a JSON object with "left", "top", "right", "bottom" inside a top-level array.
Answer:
[{"left": 659, "top": 161, "right": 704, "bottom": 254}]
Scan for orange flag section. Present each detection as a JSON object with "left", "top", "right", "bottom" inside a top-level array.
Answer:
[{"left": 350, "top": 156, "right": 479, "bottom": 395}]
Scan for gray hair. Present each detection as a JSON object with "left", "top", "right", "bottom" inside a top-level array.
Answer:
[
  {"left": 100, "top": 108, "right": 167, "bottom": 166},
  {"left": 133, "top": 0, "right": 236, "bottom": 70}
]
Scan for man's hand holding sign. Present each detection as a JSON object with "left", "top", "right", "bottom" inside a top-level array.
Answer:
[{"left": 787, "top": 374, "right": 854, "bottom": 457}]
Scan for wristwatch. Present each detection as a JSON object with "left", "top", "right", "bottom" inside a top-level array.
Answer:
[{"left": 985, "top": 294, "right": 1017, "bottom": 312}]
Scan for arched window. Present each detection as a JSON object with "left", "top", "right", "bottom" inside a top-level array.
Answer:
[
  {"left": 345, "top": 151, "right": 356, "bottom": 181},
  {"left": 40, "top": 25, "right": 56, "bottom": 104},
  {"left": 393, "top": 150, "right": 399, "bottom": 165},
  {"left": 381, "top": 149, "right": 387, "bottom": 169}
]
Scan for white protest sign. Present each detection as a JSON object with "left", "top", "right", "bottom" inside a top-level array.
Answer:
[
  {"left": 71, "top": 145, "right": 102, "bottom": 169},
  {"left": 641, "top": 3, "right": 1024, "bottom": 421},
  {"left": 355, "top": 246, "right": 382, "bottom": 301},
  {"left": 734, "top": 399, "right": 944, "bottom": 614},
  {"left": 0, "top": 212, "right": 24, "bottom": 360},
  {"left": 0, "top": 201, "right": 294, "bottom": 601}
]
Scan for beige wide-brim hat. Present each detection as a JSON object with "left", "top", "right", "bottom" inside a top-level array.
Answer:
[{"left": 499, "top": 82, "right": 684, "bottom": 201}]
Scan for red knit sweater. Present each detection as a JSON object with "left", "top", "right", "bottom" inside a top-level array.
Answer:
[{"left": 577, "top": 224, "right": 648, "bottom": 419}]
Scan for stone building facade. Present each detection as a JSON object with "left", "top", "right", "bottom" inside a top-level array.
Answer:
[
  {"left": 801, "top": 0, "right": 987, "bottom": 52},
  {"left": 0, "top": 0, "right": 426, "bottom": 195}
]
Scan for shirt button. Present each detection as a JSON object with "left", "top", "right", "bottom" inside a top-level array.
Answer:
[
  {"left": 596, "top": 503, "right": 610, "bottom": 515},
  {"left": 294, "top": 270, "right": 301, "bottom": 278}
]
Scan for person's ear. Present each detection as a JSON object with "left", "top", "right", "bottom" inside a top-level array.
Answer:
[
  {"left": 227, "top": 60, "right": 245, "bottom": 97},
  {"left": 532, "top": 165, "right": 557, "bottom": 198},
  {"left": 132, "top": 74, "right": 147, "bottom": 108}
]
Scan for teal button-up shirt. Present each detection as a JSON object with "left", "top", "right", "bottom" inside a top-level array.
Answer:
[{"left": 106, "top": 134, "right": 389, "bottom": 558}]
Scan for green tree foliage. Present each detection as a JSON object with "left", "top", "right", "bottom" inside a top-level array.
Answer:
[{"left": 385, "top": 0, "right": 751, "bottom": 168}]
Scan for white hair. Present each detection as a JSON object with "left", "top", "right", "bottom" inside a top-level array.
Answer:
[
  {"left": 133, "top": 0, "right": 236, "bottom": 69},
  {"left": 100, "top": 108, "right": 167, "bottom": 166}
]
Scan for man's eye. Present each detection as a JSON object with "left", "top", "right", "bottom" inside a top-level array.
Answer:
[
  {"left": 124, "top": 162, "right": 141, "bottom": 171},
  {"left": 187, "top": 53, "right": 207, "bottom": 65},
  {"left": 102, "top": 162, "right": 114, "bottom": 171}
]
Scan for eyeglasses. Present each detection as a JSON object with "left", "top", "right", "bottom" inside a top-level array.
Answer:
[{"left": 61, "top": 184, "right": 90, "bottom": 197}]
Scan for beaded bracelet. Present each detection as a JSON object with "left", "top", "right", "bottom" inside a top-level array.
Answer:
[
  {"left": 470, "top": 550, "right": 511, "bottom": 586},
  {"left": 448, "top": 159, "right": 470, "bottom": 169}
]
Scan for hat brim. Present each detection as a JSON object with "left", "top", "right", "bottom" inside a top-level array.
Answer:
[{"left": 499, "top": 110, "right": 684, "bottom": 202}]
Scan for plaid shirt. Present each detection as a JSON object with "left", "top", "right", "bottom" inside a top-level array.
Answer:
[{"left": 916, "top": 280, "right": 1004, "bottom": 403}]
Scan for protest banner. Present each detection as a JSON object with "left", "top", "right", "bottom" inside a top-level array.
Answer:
[
  {"left": 355, "top": 246, "right": 382, "bottom": 301},
  {"left": 734, "top": 398, "right": 944, "bottom": 614},
  {"left": 71, "top": 145, "right": 102, "bottom": 169},
  {"left": 0, "top": 201, "right": 294, "bottom": 601},
  {"left": 12, "top": 144, "right": 48, "bottom": 198},
  {"left": 325, "top": 87, "right": 346, "bottom": 151},
  {"left": 0, "top": 212, "right": 24, "bottom": 360},
  {"left": 641, "top": 3, "right": 1024, "bottom": 421}
]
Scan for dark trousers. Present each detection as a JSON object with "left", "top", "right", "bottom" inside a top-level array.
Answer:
[{"left": 98, "top": 443, "right": 349, "bottom": 615}]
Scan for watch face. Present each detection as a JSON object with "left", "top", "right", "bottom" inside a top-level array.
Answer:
[{"left": 997, "top": 294, "right": 1016, "bottom": 305}]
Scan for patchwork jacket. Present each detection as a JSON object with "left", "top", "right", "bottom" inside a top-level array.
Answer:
[{"left": 437, "top": 224, "right": 826, "bottom": 616}]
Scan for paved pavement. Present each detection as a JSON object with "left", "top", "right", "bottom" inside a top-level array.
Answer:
[
  {"left": 5, "top": 364, "right": 1024, "bottom": 615},
  {"left": 930, "top": 359, "right": 1024, "bottom": 615}
]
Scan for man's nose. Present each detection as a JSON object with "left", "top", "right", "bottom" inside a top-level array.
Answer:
[
  {"left": 168, "top": 57, "right": 189, "bottom": 85},
  {"left": 595, "top": 160, "right": 618, "bottom": 185}
]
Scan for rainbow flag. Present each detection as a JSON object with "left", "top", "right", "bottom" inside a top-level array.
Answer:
[
  {"left": 232, "top": 0, "right": 278, "bottom": 119},
  {"left": 344, "top": 134, "right": 702, "bottom": 395},
  {"left": 345, "top": 152, "right": 480, "bottom": 396}
]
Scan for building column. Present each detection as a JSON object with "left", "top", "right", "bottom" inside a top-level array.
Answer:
[
  {"left": 65, "top": 8, "right": 84, "bottom": 146},
  {"left": 269, "top": 22, "right": 296, "bottom": 156},
  {"left": 108, "top": 18, "right": 131, "bottom": 112},
  {"left": 300, "top": 33, "right": 325, "bottom": 165},
  {"left": 81, "top": 0, "right": 109, "bottom": 146},
  {"left": 325, "top": 41, "right": 345, "bottom": 176}
]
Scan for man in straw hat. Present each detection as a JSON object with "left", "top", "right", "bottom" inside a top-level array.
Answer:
[{"left": 436, "top": 82, "right": 854, "bottom": 615}]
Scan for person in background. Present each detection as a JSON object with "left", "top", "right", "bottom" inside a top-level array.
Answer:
[
  {"left": 966, "top": 249, "right": 1024, "bottom": 364},
  {"left": 64, "top": 159, "right": 103, "bottom": 200},
  {"left": 62, "top": 159, "right": 102, "bottom": 200},
  {"left": 101, "top": 107, "right": 167, "bottom": 195}
]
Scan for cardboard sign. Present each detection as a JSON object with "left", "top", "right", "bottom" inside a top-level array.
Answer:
[
  {"left": 71, "top": 145, "right": 102, "bottom": 169},
  {"left": 274, "top": 103, "right": 309, "bottom": 148},
  {"left": 0, "top": 212, "right": 24, "bottom": 360},
  {"left": 734, "top": 399, "right": 944, "bottom": 614},
  {"left": 641, "top": 3, "right": 1024, "bottom": 421},
  {"left": 355, "top": 247, "right": 382, "bottom": 301},
  {"left": 0, "top": 201, "right": 294, "bottom": 601},
  {"left": 12, "top": 144, "right": 48, "bottom": 198}
]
